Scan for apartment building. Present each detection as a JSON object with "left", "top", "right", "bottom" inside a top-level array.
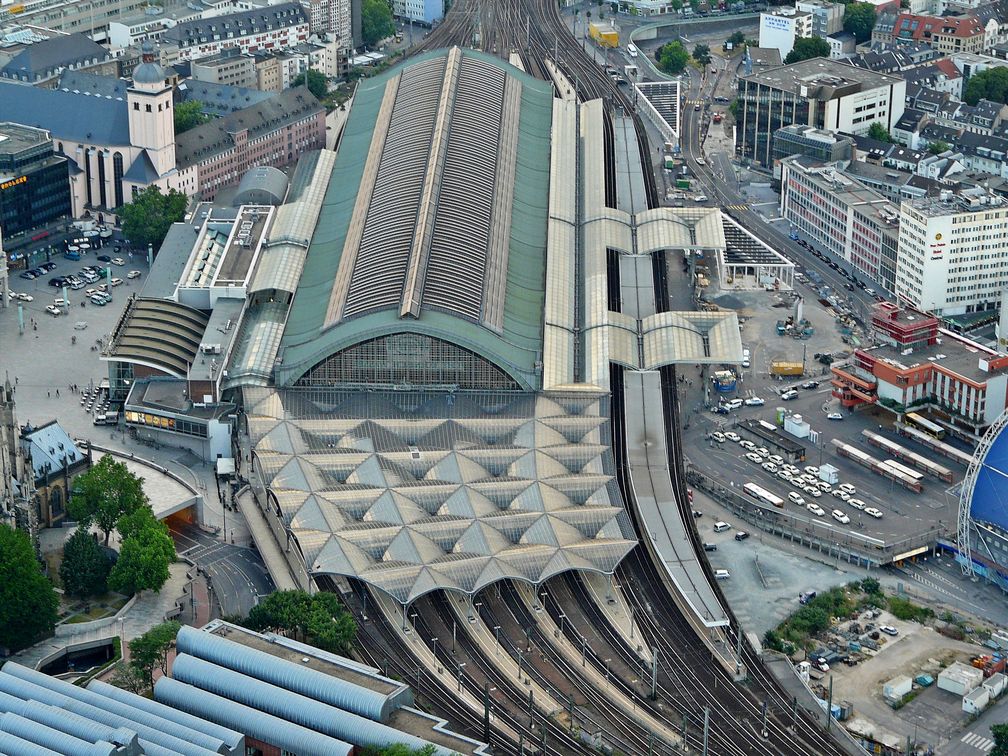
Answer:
[
  {"left": 876, "top": 12, "right": 990, "bottom": 54},
  {"left": 796, "top": 0, "right": 845, "bottom": 38},
  {"left": 300, "top": 0, "right": 355, "bottom": 46},
  {"left": 191, "top": 48, "right": 258, "bottom": 89},
  {"left": 736, "top": 58, "right": 906, "bottom": 167},
  {"left": 896, "top": 188, "right": 1008, "bottom": 316},
  {"left": 161, "top": 3, "right": 310, "bottom": 63},
  {"left": 392, "top": 0, "right": 443, "bottom": 25},
  {"left": 831, "top": 303, "right": 1008, "bottom": 432},
  {"left": 780, "top": 155, "right": 901, "bottom": 289}
]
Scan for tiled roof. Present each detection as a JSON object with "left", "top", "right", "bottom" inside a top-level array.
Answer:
[
  {"left": 176, "top": 79, "right": 273, "bottom": 116},
  {"left": 56, "top": 70, "right": 128, "bottom": 98},
  {"left": 0, "top": 81, "right": 129, "bottom": 146},
  {"left": 123, "top": 150, "right": 161, "bottom": 183},
  {"left": 163, "top": 2, "right": 307, "bottom": 48},
  {"left": 20, "top": 420, "right": 85, "bottom": 480},
  {"left": 0, "top": 33, "right": 109, "bottom": 81}
]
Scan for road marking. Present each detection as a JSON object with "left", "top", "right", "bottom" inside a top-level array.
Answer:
[{"left": 961, "top": 732, "right": 994, "bottom": 752}]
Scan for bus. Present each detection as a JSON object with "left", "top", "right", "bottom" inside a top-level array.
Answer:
[
  {"left": 743, "top": 482, "right": 784, "bottom": 508},
  {"left": 883, "top": 459, "right": 923, "bottom": 481},
  {"left": 905, "top": 412, "right": 946, "bottom": 440},
  {"left": 627, "top": 43, "right": 638, "bottom": 58}
]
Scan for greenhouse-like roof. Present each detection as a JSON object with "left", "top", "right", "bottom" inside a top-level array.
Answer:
[{"left": 246, "top": 387, "right": 637, "bottom": 604}]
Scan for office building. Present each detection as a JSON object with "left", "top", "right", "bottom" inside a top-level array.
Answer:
[
  {"left": 0, "top": 0, "right": 189, "bottom": 43},
  {"left": 0, "top": 123, "right": 71, "bottom": 244},
  {"left": 300, "top": 0, "right": 356, "bottom": 46},
  {"left": 759, "top": 8, "right": 813, "bottom": 59},
  {"left": 190, "top": 48, "right": 258, "bottom": 89},
  {"left": 780, "top": 155, "right": 900, "bottom": 288},
  {"left": 796, "top": 0, "right": 845, "bottom": 38},
  {"left": 161, "top": 3, "right": 310, "bottom": 64},
  {"left": 736, "top": 58, "right": 906, "bottom": 167},
  {"left": 896, "top": 188, "right": 1008, "bottom": 316},
  {"left": 772, "top": 125, "right": 854, "bottom": 168},
  {"left": 392, "top": 0, "right": 444, "bottom": 25},
  {"left": 831, "top": 303, "right": 1008, "bottom": 433}
]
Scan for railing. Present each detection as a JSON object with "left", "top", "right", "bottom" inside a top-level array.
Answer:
[{"left": 687, "top": 465, "right": 946, "bottom": 568}]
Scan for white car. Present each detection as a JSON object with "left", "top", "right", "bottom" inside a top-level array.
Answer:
[
  {"left": 847, "top": 498, "right": 866, "bottom": 510},
  {"left": 762, "top": 462, "right": 778, "bottom": 473},
  {"left": 745, "top": 452, "right": 763, "bottom": 464},
  {"left": 127, "top": 270, "right": 142, "bottom": 279},
  {"left": 832, "top": 508, "right": 850, "bottom": 524},
  {"left": 45, "top": 304, "right": 61, "bottom": 316},
  {"left": 807, "top": 503, "right": 825, "bottom": 517},
  {"left": 755, "top": 447, "right": 770, "bottom": 458},
  {"left": 739, "top": 440, "right": 756, "bottom": 451},
  {"left": 838, "top": 483, "right": 856, "bottom": 495},
  {"left": 865, "top": 507, "right": 883, "bottom": 519},
  {"left": 695, "top": 157, "right": 706, "bottom": 166},
  {"left": 832, "top": 490, "right": 851, "bottom": 502},
  {"left": 711, "top": 431, "right": 725, "bottom": 443},
  {"left": 725, "top": 431, "right": 740, "bottom": 442},
  {"left": 804, "top": 466, "right": 819, "bottom": 476},
  {"left": 53, "top": 297, "right": 68, "bottom": 307},
  {"left": 777, "top": 469, "right": 791, "bottom": 480},
  {"left": 768, "top": 455, "right": 784, "bottom": 466},
  {"left": 827, "top": 412, "right": 844, "bottom": 420},
  {"left": 816, "top": 480, "right": 831, "bottom": 491},
  {"left": 803, "top": 486, "right": 821, "bottom": 498},
  {"left": 788, "top": 491, "right": 805, "bottom": 506},
  {"left": 783, "top": 464, "right": 799, "bottom": 475},
  {"left": 744, "top": 397, "right": 765, "bottom": 406},
  {"left": 694, "top": 194, "right": 709, "bottom": 202},
  {"left": 15, "top": 293, "right": 33, "bottom": 302},
  {"left": 110, "top": 277, "right": 123, "bottom": 287},
  {"left": 110, "top": 257, "right": 126, "bottom": 266},
  {"left": 787, "top": 475, "right": 804, "bottom": 486}
]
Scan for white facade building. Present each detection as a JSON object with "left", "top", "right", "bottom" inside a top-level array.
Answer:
[
  {"left": 759, "top": 8, "right": 813, "bottom": 60},
  {"left": 392, "top": 0, "right": 443, "bottom": 25},
  {"left": 300, "top": 0, "right": 352, "bottom": 46},
  {"left": 160, "top": 2, "right": 310, "bottom": 64},
  {"left": 896, "top": 189, "right": 1008, "bottom": 316}
]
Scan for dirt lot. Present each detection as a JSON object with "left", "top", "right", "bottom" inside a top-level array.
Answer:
[{"left": 825, "top": 611, "right": 989, "bottom": 750}]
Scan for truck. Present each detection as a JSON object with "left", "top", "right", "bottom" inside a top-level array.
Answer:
[
  {"left": 712, "top": 113, "right": 722, "bottom": 124},
  {"left": 770, "top": 361, "right": 804, "bottom": 376},
  {"left": 93, "top": 411, "right": 119, "bottom": 426}
]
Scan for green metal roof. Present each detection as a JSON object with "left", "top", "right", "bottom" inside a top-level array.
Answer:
[{"left": 276, "top": 47, "right": 553, "bottom": 390}]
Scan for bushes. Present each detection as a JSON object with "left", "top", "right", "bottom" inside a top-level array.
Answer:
[{"left": 887, "top": 595, "right": 933, "bottom": 623}]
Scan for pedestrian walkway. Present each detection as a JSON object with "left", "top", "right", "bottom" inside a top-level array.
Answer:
[
  {"left": 959, "top": 732, "right": 995, "bottom": 753},
  {"left": 235, "top": 487, "right": 298, "bottom": 591}
]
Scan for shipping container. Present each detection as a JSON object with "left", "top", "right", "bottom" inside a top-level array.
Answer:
[
  {"left": 770, "top": 361, "right": 804, "bottom": 376},
  {"left": 883, "top": 676, "right": 911, "bottom": 701}
]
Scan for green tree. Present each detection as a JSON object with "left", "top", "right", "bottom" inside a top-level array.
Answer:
[
  {"left": 867, "top": 121, "right": 892, "bottom": 142},
  {"left": 241, "top": 590, "right": 356, "bottom": 652},
  {"left": 173, "top": 100, "right": 209, "bottom": 135},
  {"left": 928, "top": 140, "right": 950, "bottom": 155},
  {"left": 991, "top": 723, "right": 1008, "bottom": 756},
  {"left": 963, "top": 67, "right": 1008, "bottom": 105},
  {"left": 0, "top": 525, "right": 59, "bottom": 651},
  {"left": 127, "top": 620, "right": 180, "bottom": 688},
  {"left": 727, "top": 31, "right": 746, "bottom": 47},
  {"left": 68, "top": 456, "right": 148, "bottom": 546},
  {"left": 693, "top": 43, "right": 711, "bottom": 65},
  {"left": 118, "top": 185, "right": 188, "bottom": 253},
  {"left": 361, "top": 0, "right": 394, "bottom": 47},
  {"left": 108, "top": 506, "right": 174, "bottom": 595},
  {"left": 784, "top": 36, "right": 830, "bottom": 64},
  {"left": 860, "top": 576, "right": 882, "bottom": 595},
  {"left": 843, "top": 2, "right": 877, "bottom": 43},
  {"left": 658, "top": 41, "right": 690, "bottom": 74},
  {"left": 292, "top": 69, "right": 328, "bottom": 100},
  {"left": 59, "top": 528, "right": 111, "bottom": 598}
]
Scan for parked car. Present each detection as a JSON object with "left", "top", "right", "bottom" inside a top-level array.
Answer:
[
  {"left": 801, "top": 381, "right": 819, "bottom": 389},
  {"left": 711, "top": 431, "right": 725, "bottom": 443},
  {"left": 48, "top": 277, "right": 64, "bottom": 287},
  {"left": 739, "top": 440, "right": 756, "bottom": 451},
  {"left": 714, "top": 569, "right": 730, "bottom": 580},
  {"left": 96, "top": 254, "right": 112, "bottom": 262},
  {"left": 788, "top": 491, "right": 805, "bottom": 505},
  {"left": 127, "top": 270, "right": 142, "bottom": 279},
  {"left": 864, "top": 507, "right": 883, "bottom": 519},
  {"left": 832, "top": 509, "right": 850, "bottom": 524},
  {"left": 45, "top": 304, "right": 61, "bottom": 316},
  {"left": 40, "top": 262, "right": 57, "bottom": 272},
  {"left": 847, "top": 498, "right": 866, "bottom": 510},
  {"left": 725, "top": 431, "right": 740, "bottom": 442},
  {"left": 807, "top": 503, "right": 825, "bottom": 516},
  {"left": 838, "top": 483, "right": 856, "bottom": 495},
  {"left": 762, "top": 462, "right": 778, "bottom": 473},
  {"left": 744, "top": 396, "right": 764, "bottom": 406},
  {"left": 110, "top": 277, "right": 123, "bottom": 287},
  {"left": 19, "top": 271, "right": 35, "bottom": 280},
  {"left": 880, "top": 625, "right": 898, "bottom": 636},
  {"left": 89, "top": 295, "right": 108, "bottom": 306},
  {"left": 827, "top": 412, "right": 844, "bottom": 420},
  {"left": 110, "top": 257, "right": 125, "bottom": 266},
  {"left": 734, "top": 531, "right": 750, "bottom": 541},
  {"left": 703, "top": 543, "right": 717, "bottom": 552},
  {"left": 713, "top": 521, "right": 731, "bottom": 533},
  {"left": 15, "top": 293, "right": 33, "bottom": 302},
  {"left": 745, "top": 452, "right": 763, "bottom": 464},
  {"left": 53, "top": 297, "right": 68, "bottom": 307}
]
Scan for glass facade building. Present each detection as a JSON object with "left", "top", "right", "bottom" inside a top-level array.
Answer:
[{"left": 0, "top": 123, "right": 71, "bottom": 239}]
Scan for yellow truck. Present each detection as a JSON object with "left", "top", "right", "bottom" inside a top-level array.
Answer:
[
  {"left": 770, "top": 361, "right": 804, "bottom": 376},
  {"left": 589, "top": 22, "right": 619, "bottom": 48}
]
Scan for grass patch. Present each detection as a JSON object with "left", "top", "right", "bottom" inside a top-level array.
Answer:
[{"left": 887, "top": 595, "right": 934, "bottom": 623}]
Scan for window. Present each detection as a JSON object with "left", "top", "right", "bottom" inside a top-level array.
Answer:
[
  {"left": 134, "top": 102, "right": 139, "bottom": 110},
  {"left": 145, "top": 103, "right": 152, "bottom": 112}
]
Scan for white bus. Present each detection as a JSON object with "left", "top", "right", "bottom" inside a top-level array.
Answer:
[
  {"left": 883, "top": 459, "right": 923, "bottom": 481},
  {"left": 744, "top": 482, "right": 784, "bottom": 508},
  {"left": 627, "top": 43, "right": 638, "bottom": 58}
]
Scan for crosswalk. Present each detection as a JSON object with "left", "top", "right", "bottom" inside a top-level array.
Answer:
[
  {"left": 723, "top": 204, "right": 748, "bottom": 212},
  {"left": 961, "top": 732, "right": 995, "bottom": 752},
  {"left": 682, "top": 98, "right": 706, "bottom": 106}
]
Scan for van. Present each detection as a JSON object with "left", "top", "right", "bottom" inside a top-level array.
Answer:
[
  {"left": 713, "top": 521, "right": 730, "bottom": 533},
  {"left": 714, "top": 569, "right": 730, "bottom": 580},
  {"left": 93, "top": 411, "right": 119, "bottom": 426},
  {"left": 726, "top": 398, "right": 744, "bottom": 410}
]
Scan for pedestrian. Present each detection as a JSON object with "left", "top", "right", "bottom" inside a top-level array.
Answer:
[
  {"left": 47, "top": 390, "right": 50, "bottom": 398},
  {"left": 56, "top": 389, "right": 59, "bottom": 398}
]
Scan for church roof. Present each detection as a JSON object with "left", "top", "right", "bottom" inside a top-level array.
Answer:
[{"left": 123, "top": 150, "right": 161, "bottom": 183}]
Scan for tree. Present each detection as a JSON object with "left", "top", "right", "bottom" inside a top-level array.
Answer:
[
  {"left": 241, "top": 590, "right": 356, "bottom": 652},
  {"left": 361, "top": 0, "right": 394, "bottom": 47},
  {"left": 784, "top": 37, "right": 830, "bottom": 64},
  {"left": 118, "top": 185, "right": 189, "bottom": 253},
  {"left": 658, "top": 41, "right": 690, "bottom": 74},
  {"left": 0, "top": 525, "right": 59, "bottom": 652},
  {"left": 727, "top": 31, "right": 746, "bottom": 47},
  {"left": 692, "top": 43, "right": 711, "bottom": 65},
  {"left": 867, "top": 121, "right": 892, "bottom": 142},
  {"left": 963, "top": 66, "right": 1008, "bottom": 106},
  {"left": 59, "top": 528, "right": 111, "bottom": 598},
  {"left": 843, "top": 2, "right": 877, "bottom": 43},
  {"left": 68, "top": 456, "right": 148, "bottom": 546},
  {"left": 173, "top": 100, "right": 209, "bottom": 135},
  {"left": 991, "top": 724, "right": 1008, "bottom": 756},
  {"left": 107, "top": 507, "right": 174, "bottom": 595},
  {"left": 928, "top": 140, "right": 950, "bottom": 155},
  {"left": 292, "top": 69, "right": 328, "bottom": 100},
  {"left": 126, "top": 620, "right": 180, "bottom": 688}
]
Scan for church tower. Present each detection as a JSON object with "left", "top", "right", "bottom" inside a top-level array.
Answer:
[{"left": 127, "top": 41, "right": 176, "bottom": 177}]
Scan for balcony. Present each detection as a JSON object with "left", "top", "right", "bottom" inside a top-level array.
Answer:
[{"left": 831, "top": 365, "right": 876, "bottom": 391}]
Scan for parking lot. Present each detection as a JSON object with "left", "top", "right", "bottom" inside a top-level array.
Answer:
[{"left": 680, "top": 287, "right": 965, "bottom": 548}]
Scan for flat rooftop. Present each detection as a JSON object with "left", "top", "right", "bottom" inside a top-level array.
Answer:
[
  {"left": 178, "top": 204, "right": 272, "bottom": 291},
  {"left": 126, "top": 379, "right": 234, "bottom": 419},
  {"left": 739, "top": 418, "right": 806, "bottom": 453},
  {"left": 188, "top": 296, "right": 245, "bottom": 383},
  {"left": 865, "top": 332, "right": 1005, "bottom": 383},
  {"left": 742, "top": 57, "right": 903, "bottom": 95},
  {"left": 905, "top": 190, "right": 1007, "bottom": 218},
  {"left": 0, "top": 121, "right": 50, "bottom": 155},
  {"left": 784, "top": 156, "right": 900, "bottom": 225}
]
